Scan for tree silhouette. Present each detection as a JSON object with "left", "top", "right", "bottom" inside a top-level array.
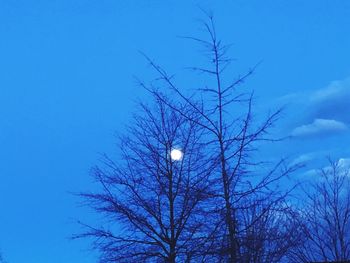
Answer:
[
  {"left": 142, "top": 15, "right": 300, "bottom": 262},
  {"left": 77, "top": 96, "right": 216, "bottom": 262},
  {"left": 79, "top": 15, "right": 301, "bottom": 263},
  {"left": 289, "top": 159, "right": 350, "bottom": 262}
]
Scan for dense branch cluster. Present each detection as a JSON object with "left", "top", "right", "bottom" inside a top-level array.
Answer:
[
  {"left": 78, "top": 99, "right": 216, "bottom": 262},
  {"left": 289, "top": 160, "right": 350, "bottom": 262}
]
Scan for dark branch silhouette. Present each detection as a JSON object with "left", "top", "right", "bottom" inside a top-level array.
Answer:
[
  {"left": 76, "top": 96, "right": 216, "bottom": 262},
  {"left": 78, "top": 15, "right": 301, "bottom": 263},
  {"left": 289, "top": 159, "right": 350, "bottom": 263},
  {"left": 139, "top": 15, "right": 300, "bottom": 262}
]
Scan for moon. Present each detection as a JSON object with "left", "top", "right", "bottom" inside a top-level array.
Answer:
[{"left": 170, "top": 149, "right": 183, "bottom": 161}]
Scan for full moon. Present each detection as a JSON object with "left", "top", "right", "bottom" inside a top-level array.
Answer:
[{"left": 170, "top": 149, "right": 183, "bottom": 161}]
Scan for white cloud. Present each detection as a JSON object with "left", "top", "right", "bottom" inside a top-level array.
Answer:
[
  {"left": 291, "top": 151, "right": 325, "bottom": 165},
  {"left": 311, "top": 78, "right": 350, "bottom": 103},
  {"left": 338, "top": 158, "right": 350, "bottom": 170},
  {"left": 291, "top": 118, "right": 348, "bottom": 137},
  {"left": 291, "top": 78, "right": 350, "bottom": 122},
  {"left": 280, "top": 78, "right": 350, "bottom": 108},
  {"left": 291, "top": 153, "right": 314, "bottom": 164},
  {"left": 308, "top": 79, "right": 350, "bottom": 123},
  {"left": 302, "top": 157, "right": 350, "bottom": 178},
  {"left": 303, "top": 169, "right": 319, "bottom": 177},
  {"left": 276, "top": 92, "right": 309, "bottom": 105}
]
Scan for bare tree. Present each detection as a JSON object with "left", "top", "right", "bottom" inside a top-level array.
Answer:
[
  {"left": 77, "top": 95, "right": 216, "bottom": 262},
  {"left": 77, "top": 14, "right": 302, "bottom": 262},
  {"left": 288, "top": 159, "right": 350, "bottom": 263},
  {"left": 237, "top": 194, "right": 303, "bottom": 263},
  {"left": 141, "top": 15, "right": 299, "bottom": 262}
]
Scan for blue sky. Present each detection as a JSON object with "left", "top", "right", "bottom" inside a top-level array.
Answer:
[{"left": 0, "top": 0, "right": 350, "bottom": 262}]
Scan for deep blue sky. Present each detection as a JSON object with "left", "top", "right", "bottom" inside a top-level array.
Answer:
[{"left": 1, "top": 1, "right": 350, "bottom": 262}]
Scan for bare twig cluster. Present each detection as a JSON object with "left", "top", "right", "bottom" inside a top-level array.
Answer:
[{"left": 289, "top": 159, "right": 350, "bottom": 263}]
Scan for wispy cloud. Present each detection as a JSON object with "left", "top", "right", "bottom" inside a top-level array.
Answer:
[
  {"left": 309, "top": 78, "right": 350, "bottom": 123},
  {"left": 290, "top": 151, "right": 327, "bottom": 165},
  {"left": 303, "top": 157, "right": 350, "bottom": 177},
  {"left": 279, "top": 77, "right": 350, "bottom": 138},
  {"left": 338, "top": 158, "right": 350, "bottom": 170},
  {"left": 291, "top": 118, "right": 348, "bottom": 137}
]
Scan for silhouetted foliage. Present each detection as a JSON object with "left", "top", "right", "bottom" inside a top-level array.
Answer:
[
  {"left": 289, "top": 159, "right": 350, "bottom": 263},
  {"left": 76, "top": 96, "right": 217, "bottom": 262},
  {"left": 141, "top": 15, "right": 300, "bottom": 262},
  {"left": 79, "top": 15, "right": 302, "bottom": 263}
]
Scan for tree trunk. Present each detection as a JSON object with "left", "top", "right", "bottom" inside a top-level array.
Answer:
[
  {"left": 169, "top": 168, "right": 176, "bottom": 263},
  {"left": 220, "top": 144, "right": 236, "bottom": 263}
]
